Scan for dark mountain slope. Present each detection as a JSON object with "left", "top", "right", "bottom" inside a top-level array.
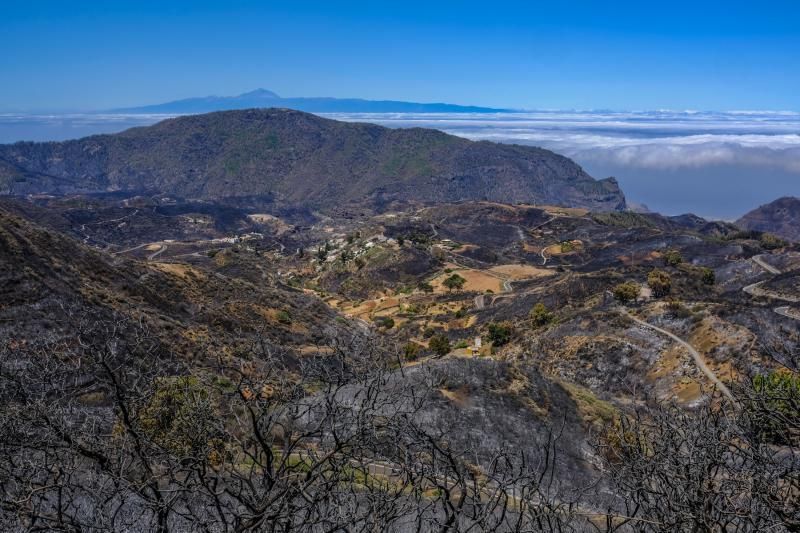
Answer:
[
  {"left": 737, "top": 196, "right": 800, "bottom": 242},
  {"left": 0, "top": 108, "right": 625, "bottom": 211},
  {"left": 0, "top": 207, "right": 350, "bottom": 355}
]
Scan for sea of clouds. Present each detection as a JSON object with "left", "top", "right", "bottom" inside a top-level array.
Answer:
[
  {"left": 327, "top": 110, "right": 800, "bottom": 219},
  {"left": 2, "top": 110, "right": 798, "bottom": 219},
  {"left": 325, "top": 110, "right": 800, "bottom": 174}
]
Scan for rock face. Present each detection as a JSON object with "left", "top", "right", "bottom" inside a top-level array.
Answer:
[
  {"left": 0, "top": 109, "right": 626, "bottom": 212},
  {"left": 737, "top": 196, "right": 800, "bottom": 242}
]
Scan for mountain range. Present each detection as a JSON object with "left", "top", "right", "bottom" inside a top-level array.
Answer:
[
  {"left": 1, "top": 105, "right": 799, "bottom": 531},
  {"left": 113, "top": 88, "right": 511, "bottom": 114},
  {"left": 0, "top": 108, "right": 625, "bottom": 212}
]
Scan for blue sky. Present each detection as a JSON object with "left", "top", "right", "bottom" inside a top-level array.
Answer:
[{"left": 2, "top": 0, "right": 799, "bottom": 111}]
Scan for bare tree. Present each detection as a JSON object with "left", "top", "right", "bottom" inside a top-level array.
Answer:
[
  {"left": 598, "top": 393, "right": 799, "bottom": 532},
  {"left": 1, "top": 310, "right": 592, "bottom": 532}
]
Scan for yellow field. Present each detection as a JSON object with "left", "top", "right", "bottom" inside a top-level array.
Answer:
[
  {"left": 539, "top": 205, "right": 590, "bottom": 217},
  {"left": 150, "top": 262, "right": 206, "bottom": 280},
  {"left": 543, "top": 240, "right": 583, "bottom": 256},
  {"left": 488, "top": 264, "right": 553, "bottom": 280},
  {"left": 431, "top": 267, "right": 504, "bottom": 293}
]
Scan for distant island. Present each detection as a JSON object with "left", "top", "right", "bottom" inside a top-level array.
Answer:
[{"left": 113, "top": 88, "right": 512, "bottom": 114}]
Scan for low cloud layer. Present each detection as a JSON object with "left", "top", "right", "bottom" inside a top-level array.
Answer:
[
  {"left": 326, "top": 110, "right": 800, "bottom": 174},
  {"left": 3, "top": 109, "right": 798, "bottom": 173},
  {"left": 574, "top": 138, "right": 800, "bottom": 174},
  {"left": 1, "top": 109, "right": 798, "bottom": 218}
]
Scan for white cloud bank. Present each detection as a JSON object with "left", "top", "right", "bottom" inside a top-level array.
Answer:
[
  {"left": 324, "top": 110, "right": 800, "bottom": 174},
  {"left": 1, "top": 109, "right": 797, "bottom": 218},
  {"left": 3, "top": 109, "right": 799, "bottom": 174}
]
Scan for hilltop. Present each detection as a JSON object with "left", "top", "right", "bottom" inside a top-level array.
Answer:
[
  {"left": 0, "top": 108, "right": 625, "bottom": 211},
  {"left": 737, "top": 196, "right": 800, "bottom": 242}
]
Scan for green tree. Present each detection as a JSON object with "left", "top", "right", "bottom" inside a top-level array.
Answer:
[
  {"left": 418, "top": 281, "right": 434, "bottom": 293},
  {"left": 700, "top": 267, "right": 715, "bottom": 286},
  {"left": 613, "top": 282, "right": 640, "bottom": 304},
  {"left": 428, "top": 334, "right": 451, "bottom": 357},
  {"left": 486, "top": 322, "right": 513, "bottom": 346},
  {"left": 664, "top": 249, "right": 683, "bottom": 267},
  {"left": 442, "top": 273, "right": 466, "bottom": 292},
  {"left": 760, "top": 233, "right": 785, "bottom": 250},
  {"left": 403, "top": 342, "right": 420, "bottom": 361},
  {"left": 136, "top": 376, "right": 225, "bottom": 463},
  {"left": 375, "top": 316, "right": 395, "bottom": 329},
  {"left": 666, "top": 299, "right": 691, "bottom": 319},
  {"left": 560, "top": 241, "right": 576, "bottom": 253},
  {"left": 749, "top": 371, "right": 800, "bottom": 445},
  {"left": 529, "top": 303, "right": 554, "bottom": 328},
  {"left": 648, "top": 269, "right": 672, "bottom": 298}
]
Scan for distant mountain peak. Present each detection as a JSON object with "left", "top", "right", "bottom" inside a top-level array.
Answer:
[
  {"left": 238, "top": 88, "right": 280, "bottom": 99},
  {"left": 112, "top": 89, "right": 510, "bottom": 115}
]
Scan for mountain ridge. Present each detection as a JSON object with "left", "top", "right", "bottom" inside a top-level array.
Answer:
[
  {"left": 113, "top": 88, "right": 512, "bottom": 114},
  {"left": 0, "top": 108, "right": 626, "bottom": 212}
]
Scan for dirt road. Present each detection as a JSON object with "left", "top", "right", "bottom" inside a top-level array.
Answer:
[{"left": 620, "top": 308, "right": 737, "bottom": 404}]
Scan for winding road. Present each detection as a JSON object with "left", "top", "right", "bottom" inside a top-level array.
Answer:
[
  {"left": 147, "top": 244, "right": 167, "bottom": 260},
  {"left": 473, "top": 277, "right": 515, "bottom": 310},
  {"left": 746, "top": 254, "right": 800, "bottom": 315},
  {"left": 113, "top": 242, "right": 152, "bottom": 255},
  {"left": 617, "top": 253, "right": 797, "bottom": 406},
  {"left": 775, "top": 306, "right": 800, "bottom": 321},
  {"left": 751, "top": 254, "right": 781, "bottom": 275},
  {"left": 620, "top": 308, "right": 737, "bottom": 404}
]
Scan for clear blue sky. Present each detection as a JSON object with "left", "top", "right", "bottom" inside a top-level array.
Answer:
[{"left": 3, "top": 0, "right": 799, "bottom": 111}]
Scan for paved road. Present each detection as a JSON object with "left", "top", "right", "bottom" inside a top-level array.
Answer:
[
  {"left": 746, "top": 255, "right": 800, "bottom": 317},
  {"left": 529, "top": 216, "right": 558, "bottom": 267},
  {"left": 113, "top": 242, "right": 152, "bottom": 255},
  {"left": 742, "top": 280, "right": 766, "bottom": 297},
  {"left": 775, "top": 306, "right": 800, "bottom": 321},
  {"left": 531, "top": 216, "right": 557, "bottom": 232},
  {"left": 744, "top": 280, "right": 800, "bottom": 304},
  {"left": 147, "top": 244, "right": 167, "bottom": 260},
  {"left": 751, "top": 254, "right": 781, "bottom": 275},
  {"left": 620, "top": 308, "right": 737, "bottom": 404},
  {"left": 473, "top": 279, "right": 510, "bottom": 310}
]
